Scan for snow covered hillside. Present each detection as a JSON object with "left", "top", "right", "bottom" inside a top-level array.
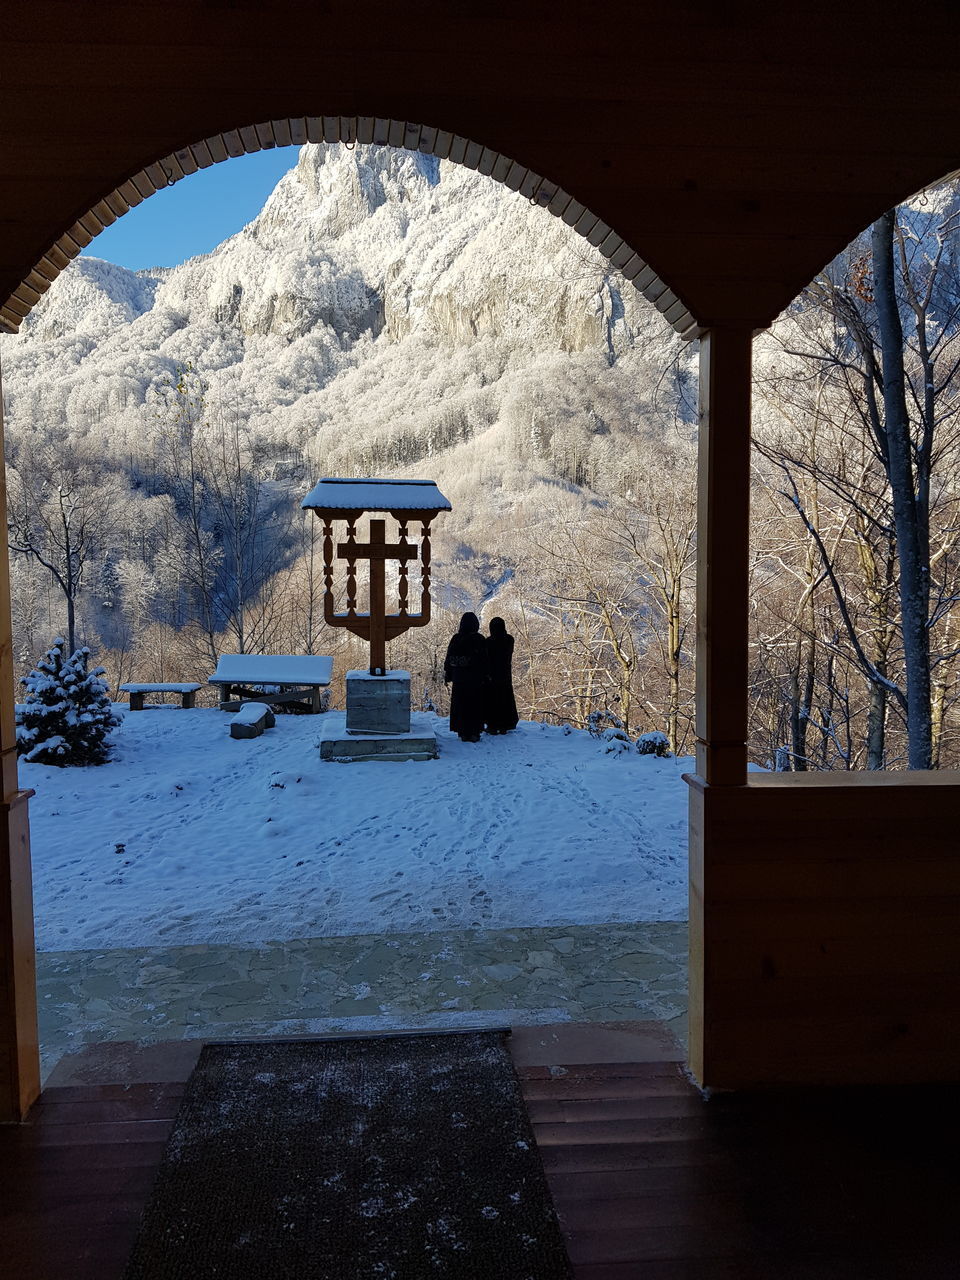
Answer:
[
  {"left": 0, "top": 143, "right": 699, "bottom": 747},
  {"left": 1, "top": 144, "right": 691, "bottom": 547},
  {"left": 24, "top": 709, "right": 689, "bottom": 952}
]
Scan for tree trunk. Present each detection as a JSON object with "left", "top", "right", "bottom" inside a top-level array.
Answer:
[
  {"left": 865, "top": 679, "right": 886, "bottom": 770},
  {"left": 930, "top": 610, "right": 955, "bottom": 768},
  {"left": 819, "top": 651, "right": 836, "bottom": 767},
  {"left": 665, "top": 560, "right": 685, "bottom": 753},
  {"left": 66, "top": 593, "right": 76, "bottom": 656},
  {"left": 789, "top": 634, "right": 816, "bottom": 771},
  {"left": 872, "top": 210, "right": 933, "bottom": 769}
]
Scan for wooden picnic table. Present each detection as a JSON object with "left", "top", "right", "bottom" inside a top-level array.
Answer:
[{"left": 208, "top": 655, "right": 334, "bottom": 714}]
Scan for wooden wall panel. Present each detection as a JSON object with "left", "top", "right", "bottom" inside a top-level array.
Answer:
[
  {"left": 0, "top": 791, "right": 40, "bottom": 1122},
  {"left": 687, "top": 774, "right": 960, "bottom": 1088},
  {"left": 3, "top": 0, "right": 960, "bottom": 1106},
  {"left": 0, "top": 381, "right": 39, "bottom": 1122},
  {"left": 5, "top": 3, "right": 960, "bottom": 333}
]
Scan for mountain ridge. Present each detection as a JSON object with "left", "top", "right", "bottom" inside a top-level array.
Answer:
[{"left": 1, "top": 143, "right": 692, "bottom": 669}]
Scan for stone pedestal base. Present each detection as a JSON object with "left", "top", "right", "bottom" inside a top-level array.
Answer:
[
  {"left": 320, "top": 712, "right": 438, "bottom": 762},
  {"left": 345, "top": 669, "right": 411, "bottom": 735}
]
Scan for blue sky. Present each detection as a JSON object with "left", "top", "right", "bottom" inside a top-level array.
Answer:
[{"left": 82, "top": 148, "right": 299, "bottom": 271}]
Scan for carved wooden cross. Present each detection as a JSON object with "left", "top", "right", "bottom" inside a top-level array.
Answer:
[
  {"left": 302, "top": 478, "right": 451, "bottom": 677},
  {"left": 337, "top": 518, "right": 418, "bottom": 676}
]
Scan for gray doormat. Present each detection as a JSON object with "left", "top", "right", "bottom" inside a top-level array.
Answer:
[{"left": 123, "top": 1032, "right": 573, "bottom": 1279}]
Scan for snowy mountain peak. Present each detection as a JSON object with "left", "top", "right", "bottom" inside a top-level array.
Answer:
[
  {"left": 255, "top": 143, "right": 440, "bottom": 240},
  {"left": 2, "top": 143, "right": 687, "bottom": 549}
]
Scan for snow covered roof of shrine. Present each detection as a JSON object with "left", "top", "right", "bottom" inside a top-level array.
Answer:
[{"left": 302, "top": 478, "right": 452, "bottom": 512}]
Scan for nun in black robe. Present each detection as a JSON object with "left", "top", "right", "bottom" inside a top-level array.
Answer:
[
  {"left": 485, "top": 616, "right": 519, "bottom": 733},
  {"left": 444, "top": 612, "right": 488, "bottom": 741}
]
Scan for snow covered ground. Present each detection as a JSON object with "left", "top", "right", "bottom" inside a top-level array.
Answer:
[{"left": 23, "top": 709, "right": 689, "bottom": 952}]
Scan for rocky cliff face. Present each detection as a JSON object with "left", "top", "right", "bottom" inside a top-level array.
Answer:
[
  {"left": 2, "top": 143, "right": 687, "bottom": 533},
  {"left": 10, "top": 143, "right": 659, "bottom": 352}
]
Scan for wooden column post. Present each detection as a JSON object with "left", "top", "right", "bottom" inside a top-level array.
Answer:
[
  {"left": 687, "top": 324, "right": 754, "bottom": 1086},
  {"left": 0, "top": 362, "right": 40, "bottom": 1122},
  {"left": 694, "top": 326, "right": 753, "bottom": 786}
]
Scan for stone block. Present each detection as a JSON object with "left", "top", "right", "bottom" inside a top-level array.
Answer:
[
  {"left": 345, "top": 669, "right": 411, "bottom": 735},
  {"left": 319, "top": 712, "right": 437, "bottom": 762},
  {"left": 229, "top": 703, "right": 275, "bottom": 738}
]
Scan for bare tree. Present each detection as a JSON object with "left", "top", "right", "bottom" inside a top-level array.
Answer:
[
  {"left": 7, "top": 437, "right": 132, "bottom": 653},
  {"left": 155, "top": 366, "right": 293, "bottom": 663},
  {"left": 599, "top": 480, "right": 696, "bottom": 754},
  {"left": 753, "top": 186, "right": 960, "bottom": 768}
]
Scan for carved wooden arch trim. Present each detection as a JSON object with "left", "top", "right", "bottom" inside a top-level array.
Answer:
[{"left": 0, "top": 114, "right": 700, "bottom": 340}]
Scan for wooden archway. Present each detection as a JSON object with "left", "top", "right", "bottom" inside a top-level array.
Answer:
[
  {"left": 0, "top": 115, "right": 702, "bottom": 1122},
  {"left": 0, "top": 115, "right": 698, "bottom": 340},
  {"left": 3, "top": 2, "right": 960, "bottom": 1121}
]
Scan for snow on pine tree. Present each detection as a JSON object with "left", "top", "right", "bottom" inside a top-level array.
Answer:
[{"left": 16, "top": 638, "right": 121, "bottom": 766}]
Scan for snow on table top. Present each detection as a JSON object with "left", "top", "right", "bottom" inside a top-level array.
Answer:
[
  {"left": 302, "top": 477, "right": 452, "bottom": 512},
  {"left": 120, "top": 683, "right": 201, "bottom": 693},
  {"left": 23, "top": 711, "right": 691, "bottom": 952},
  {"left": 209, "top": 654, "right": 333, "bottom": 685}
]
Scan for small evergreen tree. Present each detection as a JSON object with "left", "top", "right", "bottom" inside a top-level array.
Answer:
[{"left": 16, "top": 638, "right": 121, "bottom": 766}]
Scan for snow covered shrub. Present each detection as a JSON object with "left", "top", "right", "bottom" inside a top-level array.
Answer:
[
  {"left": 16, "top": 639, "right": 121, "bottom": 766},
  {"left": 588, "top": 709, "right": 623, "bottom": 738},
  {"left": 600, "top": 727, "right": 634, "bottom": 755},
  {"left": 636, "top": 730, "right": 671, "bottom": 757}
]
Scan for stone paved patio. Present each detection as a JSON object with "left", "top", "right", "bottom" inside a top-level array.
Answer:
[{"left": 37, "top": 921, "right": 687, "bottom": 1080}]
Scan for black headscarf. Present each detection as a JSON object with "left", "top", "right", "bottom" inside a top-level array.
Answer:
[
  {"left": 458, "top": 612, "right": 480, "bottom": 635},
  {"left": 489, "top": 616, "right": 507, "bottom": 636}
]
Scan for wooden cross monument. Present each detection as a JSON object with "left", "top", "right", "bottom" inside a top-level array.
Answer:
[{"left": 302, "top": 478, "right": 452, "bottom": 675}]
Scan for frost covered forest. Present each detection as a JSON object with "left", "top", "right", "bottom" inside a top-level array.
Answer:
[{"left": 3, "top": 145, "right": 959, "bottom": 769}]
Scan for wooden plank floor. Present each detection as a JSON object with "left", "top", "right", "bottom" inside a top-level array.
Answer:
[
  {"left": 519, "top": 1060, "right": 958, "bottom": 1278},
  {"left": 2, "top": 1035, "right": 957, "bottom": 1279}
]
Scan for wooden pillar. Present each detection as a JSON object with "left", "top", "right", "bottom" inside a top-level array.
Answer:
[
  {"left": 694, "top": 326, "right": 753, "bottom": 786},
  {"left": 687, "top": 324, "right": 754, "bottom": 1086},
  {"left": 0, "top": 361, "right": 40, "bottom": 1122}
]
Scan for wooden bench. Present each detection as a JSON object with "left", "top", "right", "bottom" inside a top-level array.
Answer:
[
  {"left": 229, "top": 702, "right": 276, "bottom": 739},
  {"left": 120, "top": 683, "right": 202, "bottom": 711},
  {"left": 208, "top": 654, "right": 334, "bottom": 714}
]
